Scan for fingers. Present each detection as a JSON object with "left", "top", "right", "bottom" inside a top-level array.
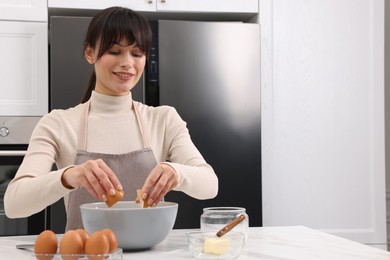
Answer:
[
  {"left": 97, "top": 160, "right": 123, "bottom": 191},
  {"left": 80, "top": 177, "right": 99, "bottom": 199},
  {"left": 85, "top": 159, "right": 123, "bottom": 201},
  {"left": 141, "top": 163, "right": 179, "bottom": 207},
  {"left": 63, "top": 160, "right": 177, "bottom": 207},
  {"left": 63, "top": 159, "right": 122, "bottom": 202},
  {"left": 82, "top": 162, "right": 109, "bottom": 200}
]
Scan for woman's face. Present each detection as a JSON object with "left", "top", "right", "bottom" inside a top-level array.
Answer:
[{"left": 85, "top": 39, "right": 146, "bottom": 96}]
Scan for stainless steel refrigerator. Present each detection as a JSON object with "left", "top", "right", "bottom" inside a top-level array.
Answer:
[{"left": 49, "top": 17, "right": 261, "bottom": 231}]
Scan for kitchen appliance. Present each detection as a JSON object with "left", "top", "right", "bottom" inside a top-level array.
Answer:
[
  {"left": 49, "top": 17, "right": 261, "bottom": 231},
  {"left": 158, "top": 20, "right": 261, "bottom": 228},
  {"left": 0, "top": 118, "right": 46, "bottom": 236}
]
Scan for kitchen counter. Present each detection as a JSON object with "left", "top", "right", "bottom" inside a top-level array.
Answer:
[{"left": 0, "top": 226, "right": 389, "bottom": 259}]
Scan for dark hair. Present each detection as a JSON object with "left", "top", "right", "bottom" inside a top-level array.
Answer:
[{"left": 81, "top": 7, "right": 152, "bottom": 102}]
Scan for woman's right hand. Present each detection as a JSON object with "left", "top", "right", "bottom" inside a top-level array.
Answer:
[{"left": 61, "top": 159, "right": 122, "bottom": 202}]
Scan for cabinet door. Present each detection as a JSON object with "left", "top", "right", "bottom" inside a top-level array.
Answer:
[
  {"left": 48, "top": 0, "right": 156, "bottom": 12},
  {"left": 261, "top": 0, "right": 386, "bottom": 249},
  {"left": 0, "top": 0, "right": 47, "bottom": 22},
  {"left": 48, "top": 0, "right": 258, "bottom": 13},
  {"left": 156, "top": 0, "right": 258, "bottom": 13},
  {"left": 0, "top": 21, "right": 48, "bottom": 116}
]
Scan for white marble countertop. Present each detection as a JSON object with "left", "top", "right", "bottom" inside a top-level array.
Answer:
[{"left": 1, "top": 226, "right": 389, "bottom": 259}]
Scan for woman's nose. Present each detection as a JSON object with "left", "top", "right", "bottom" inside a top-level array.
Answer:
[{"left": 120, "top": 53, "right": 133, "bottom": 69}]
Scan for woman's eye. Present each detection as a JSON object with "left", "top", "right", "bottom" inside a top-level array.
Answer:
[
  {"left": 132, "top": 52, "right": 143, "bottom": 58},
  {"left": 108, "top": 50, "right": 120, "bottom": 55}
]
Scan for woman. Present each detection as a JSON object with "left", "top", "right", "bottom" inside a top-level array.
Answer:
[{"left": 4, "top": 7, "right": 218, "bottom": 230}]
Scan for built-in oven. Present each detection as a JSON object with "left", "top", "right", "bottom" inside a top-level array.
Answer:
[{"left": 0, "top": 117, "right": 46, "bottom": 236}]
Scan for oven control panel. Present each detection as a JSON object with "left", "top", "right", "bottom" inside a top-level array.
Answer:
[
  {"left": 0, "top": 117, "right": 41, "bottom": 144},
  {"left": 0, "top": 127, "right": 9, "bottom": 137}
]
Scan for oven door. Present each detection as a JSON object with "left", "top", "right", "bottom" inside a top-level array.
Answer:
[
  {"left": 0, "top": 117, "right": 46, "bottom": 236},
  {"left": 0, "top": 145, "right": 46, "bottom": 236}
]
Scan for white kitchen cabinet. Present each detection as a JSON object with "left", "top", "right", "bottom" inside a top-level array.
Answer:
[
  {"left": 0, "top": 21, "right": 48, "bottom": 116},
  {"left": 48, "top": 0, "right": 258, "bottom": 14},
  {"left": 156, "top": 0, "right": 258, "bottom": 13},
  {"left": 0, "top": 0, "right": 47, "bottom": 22},
  {"left": 48, "top": 0, "right": 155, "bottom": 12},
  {"left": 260, "top": 0, "right": 386, "bottom": 249}
]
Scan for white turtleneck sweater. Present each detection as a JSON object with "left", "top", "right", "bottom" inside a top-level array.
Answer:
[{"left": 4, "top": 91, "right": 218, "bottom": 218}]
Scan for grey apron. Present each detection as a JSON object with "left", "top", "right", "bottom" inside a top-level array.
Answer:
[{"left": 65, "top": 100, "right": 158, "bottom": 230}]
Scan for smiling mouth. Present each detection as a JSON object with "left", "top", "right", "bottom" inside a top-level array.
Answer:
[{"left": 113, "top": 72, "right": 134, "bottom": 79}]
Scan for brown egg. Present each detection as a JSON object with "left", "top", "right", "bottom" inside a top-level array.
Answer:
[
  {"left": 34, "top": 230, "right": 58, "bottom": 260},
  {"left": 100, "top": 229, "right": 118, "bottom": 252},
  {"left": 85, "top": 231, "right": 110, "bottom": 260},
  {"left": 59, "top": 230, "right": 84, "bottom": 260},
  {"left": 75, "top": 229, "right": 90, "bottom": 251}
]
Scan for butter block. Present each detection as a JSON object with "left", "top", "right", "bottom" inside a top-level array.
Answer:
[{"left": 203, "top": 237, "right": 229, "bottom": 255}]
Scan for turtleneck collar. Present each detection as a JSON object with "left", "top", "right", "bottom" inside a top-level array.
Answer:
[{"left": 89, "top": 91, "right": 133, "bottom": 114}]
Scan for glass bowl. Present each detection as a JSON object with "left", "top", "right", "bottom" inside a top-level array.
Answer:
[
  {"left": 186, "top": 231, "right": 245, "bottom": 259},
  {"left": 200, "top": 207, "right": 249, "bottom": 241}
]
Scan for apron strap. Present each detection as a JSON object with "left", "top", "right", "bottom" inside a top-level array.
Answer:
[
  {"left": 77, "top": 101, "right": 90, "bottom": 151},
  {"left": 132, "top": 101, "right": 150, "bottom": 149}
]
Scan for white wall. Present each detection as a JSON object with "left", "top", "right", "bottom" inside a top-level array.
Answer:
[
  {"left": 261, "top": 0, "right": 386, "bottom": 249},
  {"left": 385, "top": 0, "right": 390, "bottom": 250}
]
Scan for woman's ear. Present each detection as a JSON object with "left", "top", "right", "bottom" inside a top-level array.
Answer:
[{"left": 85, "top": 46, "right": 95, "bottom": 64}]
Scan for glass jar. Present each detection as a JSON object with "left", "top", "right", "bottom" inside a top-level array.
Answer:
[{"left": 200, "top": 207, "right": 249, "bottom": 241}]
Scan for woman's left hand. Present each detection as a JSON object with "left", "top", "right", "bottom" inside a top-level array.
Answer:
[{"left": 139, "top": 163, "right": 179, "bottom": 207}]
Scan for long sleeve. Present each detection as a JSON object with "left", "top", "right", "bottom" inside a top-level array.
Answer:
[
  {"left": 4, "top": 110, "right": 76, "bottom": 218},
  {"left": 137, "top": 103, "right": 219, "bottom": 199},
  {"left": 4, "top": 92, "right": 218, "bottom": 219}
]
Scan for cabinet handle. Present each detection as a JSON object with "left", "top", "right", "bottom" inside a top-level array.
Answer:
[
  {"left": 148, "top": 0, "right": 153, "bottom": 3},
  {"left": 161, "top": 0, "right": 166, "bottom": 2}
]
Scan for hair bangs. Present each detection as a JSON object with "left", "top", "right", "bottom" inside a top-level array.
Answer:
[{"left": 92, "top": 7, "right": 151, "bottom": 59}]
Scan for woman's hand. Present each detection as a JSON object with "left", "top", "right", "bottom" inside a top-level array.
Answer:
[
  {"left": 139, "top": 163, "right": 179, "bottom": 207},
  {"left": 61, "top": 159, "right": 122, "bottom": 202}
]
